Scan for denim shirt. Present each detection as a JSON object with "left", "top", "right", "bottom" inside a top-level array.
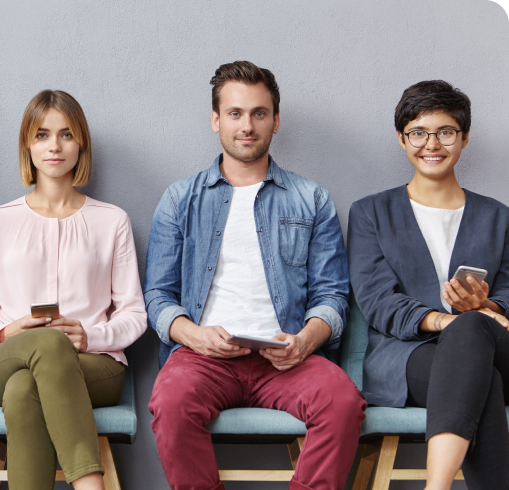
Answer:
[{"left": 143, "top": 155, "right": 349, "bottom": 366}]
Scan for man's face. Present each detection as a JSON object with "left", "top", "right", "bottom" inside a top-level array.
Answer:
[{"left": 212, "top": 81, "right": 280, "bottom": 164}]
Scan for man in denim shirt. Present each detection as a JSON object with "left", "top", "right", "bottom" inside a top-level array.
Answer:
[{"left": 144, "top": 61, "right": 366, "bottom": 490}]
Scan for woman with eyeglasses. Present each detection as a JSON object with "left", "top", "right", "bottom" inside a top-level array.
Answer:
[
  {"left": 348, "top": 80, "right": 509, "bottom": 490},
  {"left": 0, "top": 90, "right": 147, "bottom": 490}
]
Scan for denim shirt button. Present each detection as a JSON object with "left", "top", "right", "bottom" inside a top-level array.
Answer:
[
  {"left": 197, "top": 303, "right": 202, "bottom": 308},
  {"left": 216, "top": 231, "right": 221, "bottom": 236},
  {"left": 275, "top": 296, "right": 279, "bottom": 303},
  {"left": 259, "top": 227, "right": 263, "bottom": 232},
  {"left": 280, "top": 220, "right": 285, "bottom": 224},
  {"left": 267, "top": 260, "right": 270, "bottom": 266},
  {"left": 223, "top": 199, "right": 229, "bottom": 203},
  {"left": 207, "top": 266, "right": 212, "bottom": 271}
]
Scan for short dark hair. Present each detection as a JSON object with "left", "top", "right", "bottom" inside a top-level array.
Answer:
[
  {"left": 210, "top": 61, "right": 280, "bottom": 115},
  {"left": 394, "top": 80, "right": 471, "bottom": 135}
]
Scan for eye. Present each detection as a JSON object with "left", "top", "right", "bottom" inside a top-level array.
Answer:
[
  {"left": 254, "top": 111, "right": 265, "bottom": 118},
  {"left": 35, "top": 132, "right": 47, "bottom": 139},
  {"left": 410, "top": 130, "right": 426, "bottom": 137},
  {"left": 439, "top": 130, "right": 454, "bottom": 137},
  {"left": 62, "top": 132, "right": 73, "bottom": 139},
  {"left": 230, "top": 112, "right": 240, "bottom": 118}
]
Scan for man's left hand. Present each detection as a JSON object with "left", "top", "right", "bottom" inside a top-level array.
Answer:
[
  {"left": 259, "top": 317, "right": 331, "bottom": 371},
  {"left": 259, "top": 332, "right": 313, "bottom": 371}
]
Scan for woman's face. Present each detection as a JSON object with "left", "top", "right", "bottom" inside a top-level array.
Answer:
[
  {"left": 29, "top": 108, "right": 80, "bottom": 183},
  {"left": 397, "top": 111, "right": 469, "bottom": 182}
]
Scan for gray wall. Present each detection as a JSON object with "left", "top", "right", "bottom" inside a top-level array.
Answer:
[{"left": 1, "top": 0, "right": 508, "bottom": 488}]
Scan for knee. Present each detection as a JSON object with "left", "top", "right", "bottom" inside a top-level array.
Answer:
[
  {"left": 149, "top": 369, "right": 202, "bottom": 425},
  {"left": 30, "top": 328, "right": 76, "bottom": 359},
  {"left": 442, "top": 311, "right": 497, "bottom": 343},
  {"left": 303, "top": 365, "right": 366, "bottom": 418},
  {"left": 3, "top": 370, "right": 37, "bottom": 418}
]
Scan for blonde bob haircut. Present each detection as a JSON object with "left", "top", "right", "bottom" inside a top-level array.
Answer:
[{"left": 19, "top": 90, "right": 92, "bottom": 187}]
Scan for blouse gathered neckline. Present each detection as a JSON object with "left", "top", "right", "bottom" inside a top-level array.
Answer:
[{"left": 22, "top": 195, "right": 89, "bottom": 222}]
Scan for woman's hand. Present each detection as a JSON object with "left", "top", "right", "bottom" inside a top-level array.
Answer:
[
  {"left": 0, "top": 315, "right": 50, "bottom": 342},
  {"left": 442, "top": 276, "right": 490, "bottom": 312},
  {"left": 478, "top": 308, "right": 509, "bottom": 331},
  {"left": 49, "top": 317, "right": 88, "bottom": 352}
]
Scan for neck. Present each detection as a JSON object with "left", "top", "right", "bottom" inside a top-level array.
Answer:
[
  {"left": 220, "top": 152, "right": 269, "bottom": 187},
  {"left": 26, "top": 172, "right": 85, "bottom": 217},
  {"left": 407, "top": 172, "right": 465, "bottom": 209}
]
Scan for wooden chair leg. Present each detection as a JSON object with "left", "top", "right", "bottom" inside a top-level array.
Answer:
[
  {"left": 351, "top": 440, "right": 382, "bottom": 490},
  {"left": 371, "top": 436, "right": 399, "bottom": 490},
  {"left": 287, "top": 437, "right": 305, "bottom": 470},
  {"left": 98, "top": 436, "right": 121, "bottom": 490}
]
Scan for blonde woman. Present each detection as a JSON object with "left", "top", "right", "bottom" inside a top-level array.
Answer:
[{"left": 0, "top": 90, "right": 147, "bottom": 490}]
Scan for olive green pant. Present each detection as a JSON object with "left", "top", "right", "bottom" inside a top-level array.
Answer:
[{"left": 0, "top": 328, "right": 125, "bottom": 490}]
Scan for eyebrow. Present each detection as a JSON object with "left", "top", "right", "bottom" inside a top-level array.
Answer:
[
  {"left": 407, "top": 125, "right": 459, "bottom": 131},
  {"left": 225, "top": 106, "right": 270, "bottom": 112},
  {"left": 37, "top": 127, "right": 70, "bottom": 131}
]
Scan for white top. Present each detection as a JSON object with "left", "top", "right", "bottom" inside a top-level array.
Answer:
[
  {"left": 0, "top": 196, "right": 147, "bottom": 365},
  {"left": 199, "top": 183, "right": 282, "bottom": 338},
  {"left": 410, "top": 199, "right": 464, "bottom": 313}
]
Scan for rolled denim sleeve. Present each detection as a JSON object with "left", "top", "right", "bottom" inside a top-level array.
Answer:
[
  {"left": 143, "top": 188, "right": 189, "bottom": 347},
  {"left": 304, "top": 305, "right": 343, "bottom": 342},
  {"left": 305, "top": 188, "right": 349, "bottom": 348}
]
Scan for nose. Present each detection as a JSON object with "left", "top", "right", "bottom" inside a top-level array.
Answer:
[
  {"left": 240, "top": 115, "right": 254, "bottom": 134},
  {"left": 425, "top": 133, "right": 441, "bottom": 150}
]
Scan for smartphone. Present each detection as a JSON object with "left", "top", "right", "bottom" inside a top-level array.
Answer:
[
  {"left": 225, "top": 334, "right": 290, "bottom": 351},
  {"left": 31, "top": 302, "right": 60, "bottom": 320},
  {"left": 452, "top": 266, "right": 488, "bottom": 295}
]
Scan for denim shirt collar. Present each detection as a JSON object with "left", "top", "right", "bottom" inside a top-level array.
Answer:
[{"left": 204, "top": 154, "right": 287, "bottom": 189}]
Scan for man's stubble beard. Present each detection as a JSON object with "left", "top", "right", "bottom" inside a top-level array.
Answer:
[{"left": 219, "top": 132, "right": 273, "bottom": 164}]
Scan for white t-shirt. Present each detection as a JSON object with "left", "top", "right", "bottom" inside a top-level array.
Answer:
[
  {"left": 199, "top": 182, "right": 282, "bottom": 338},
  {"left": 410, "top": 199, "right": 464, "bottom": 313}
]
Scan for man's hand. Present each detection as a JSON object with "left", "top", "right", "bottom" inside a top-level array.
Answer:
[
  {"left": 170, "top": 316, "right": 251, "bottom": 358},
  {"left": 189, "top": 325, "right": 251, "bottom": 358},
  {"left": 0, "top": 315, "right": 49, "bottom": 343},
  {"left": 259, "top": 332, "right": 313, "bottom": 371},
  {"left": 259, "top": 317, "right": 331, "bottom": 371},
  {"left": 49, "top": 317, "right": 88, "bottom": 352},
  {"left": 479, "top": 307, "right": 509, "bottom": 330}
]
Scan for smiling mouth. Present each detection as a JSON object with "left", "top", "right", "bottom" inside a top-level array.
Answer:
[{"left": 422, "top": 156, "right": 444, "bottom": 162}]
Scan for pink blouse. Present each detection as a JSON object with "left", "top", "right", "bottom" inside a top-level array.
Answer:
[{"left": 0, "top": 196, "right": 147, "bottom": 365}]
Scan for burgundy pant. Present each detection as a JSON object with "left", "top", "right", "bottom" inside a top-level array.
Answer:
[{"left": 149, "top": 347, "right": 366, "bottom": 490}]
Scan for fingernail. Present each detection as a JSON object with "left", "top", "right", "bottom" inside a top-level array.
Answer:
[
  {"left": 46, "top": 318, "right": 51, "bottom": 322},
  {"left": 45, "top": 323, "right": 50, "bottom": 327},
  {"left": 245, "top": 349, "right": 250, "bottom": 354},
  {"left": 233, "top": 346, "right": 239, "bottom": 351},
  {"left": 467, "top": 277, "right": 474, "bottom": 282}
]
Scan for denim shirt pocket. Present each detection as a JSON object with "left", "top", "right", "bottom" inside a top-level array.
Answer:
[{"left": 279, "top": 217, "right": 314, "bottom": 267}]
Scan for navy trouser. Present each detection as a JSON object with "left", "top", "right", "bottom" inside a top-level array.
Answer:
[{"left": 406, "top": 311, "right": 509, "bottom": 489}]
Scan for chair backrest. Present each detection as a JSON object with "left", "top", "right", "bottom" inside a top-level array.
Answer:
[{"left": 338, "top": 297, "right": 369, "bottom": 391}]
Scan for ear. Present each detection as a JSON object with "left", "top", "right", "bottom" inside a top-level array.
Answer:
[
  {"left": 211, "top": 111, "right": 220, "bottom": 133},
  {"left": 461, "top": 131, "right": 469, "bottom": 149},
  {"left": 397, "top": 131, "right": 406, "bottom": 150},
  {"left": 273, "top": 112, "right": 280, "bottom": 134}
]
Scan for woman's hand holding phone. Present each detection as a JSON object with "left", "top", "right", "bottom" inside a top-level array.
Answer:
[
  {"left": 0, "top": 315, "right": 51, "bottom": 343},
  {"left": 49, "top": 317, "right": 88, "bottom": 352},
  {"left": 443, "top": 276, "right": 490, "bottom": 312}
]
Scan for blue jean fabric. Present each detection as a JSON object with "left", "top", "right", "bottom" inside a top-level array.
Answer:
[{"left": 143, "top": 155, "right": 349, "bottom": 366}]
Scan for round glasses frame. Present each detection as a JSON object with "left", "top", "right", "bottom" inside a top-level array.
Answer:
[{"left": 403, "top": 129, "right": 462, "bottom": 148}]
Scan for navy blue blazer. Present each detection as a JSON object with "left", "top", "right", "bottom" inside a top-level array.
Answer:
[{"left": 348, "top": 185, "right": 509, "bottom": 407}]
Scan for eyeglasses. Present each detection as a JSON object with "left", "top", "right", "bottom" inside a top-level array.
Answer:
[{"left": 403, "top": 129, "right": 462, "bottom": 148}]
